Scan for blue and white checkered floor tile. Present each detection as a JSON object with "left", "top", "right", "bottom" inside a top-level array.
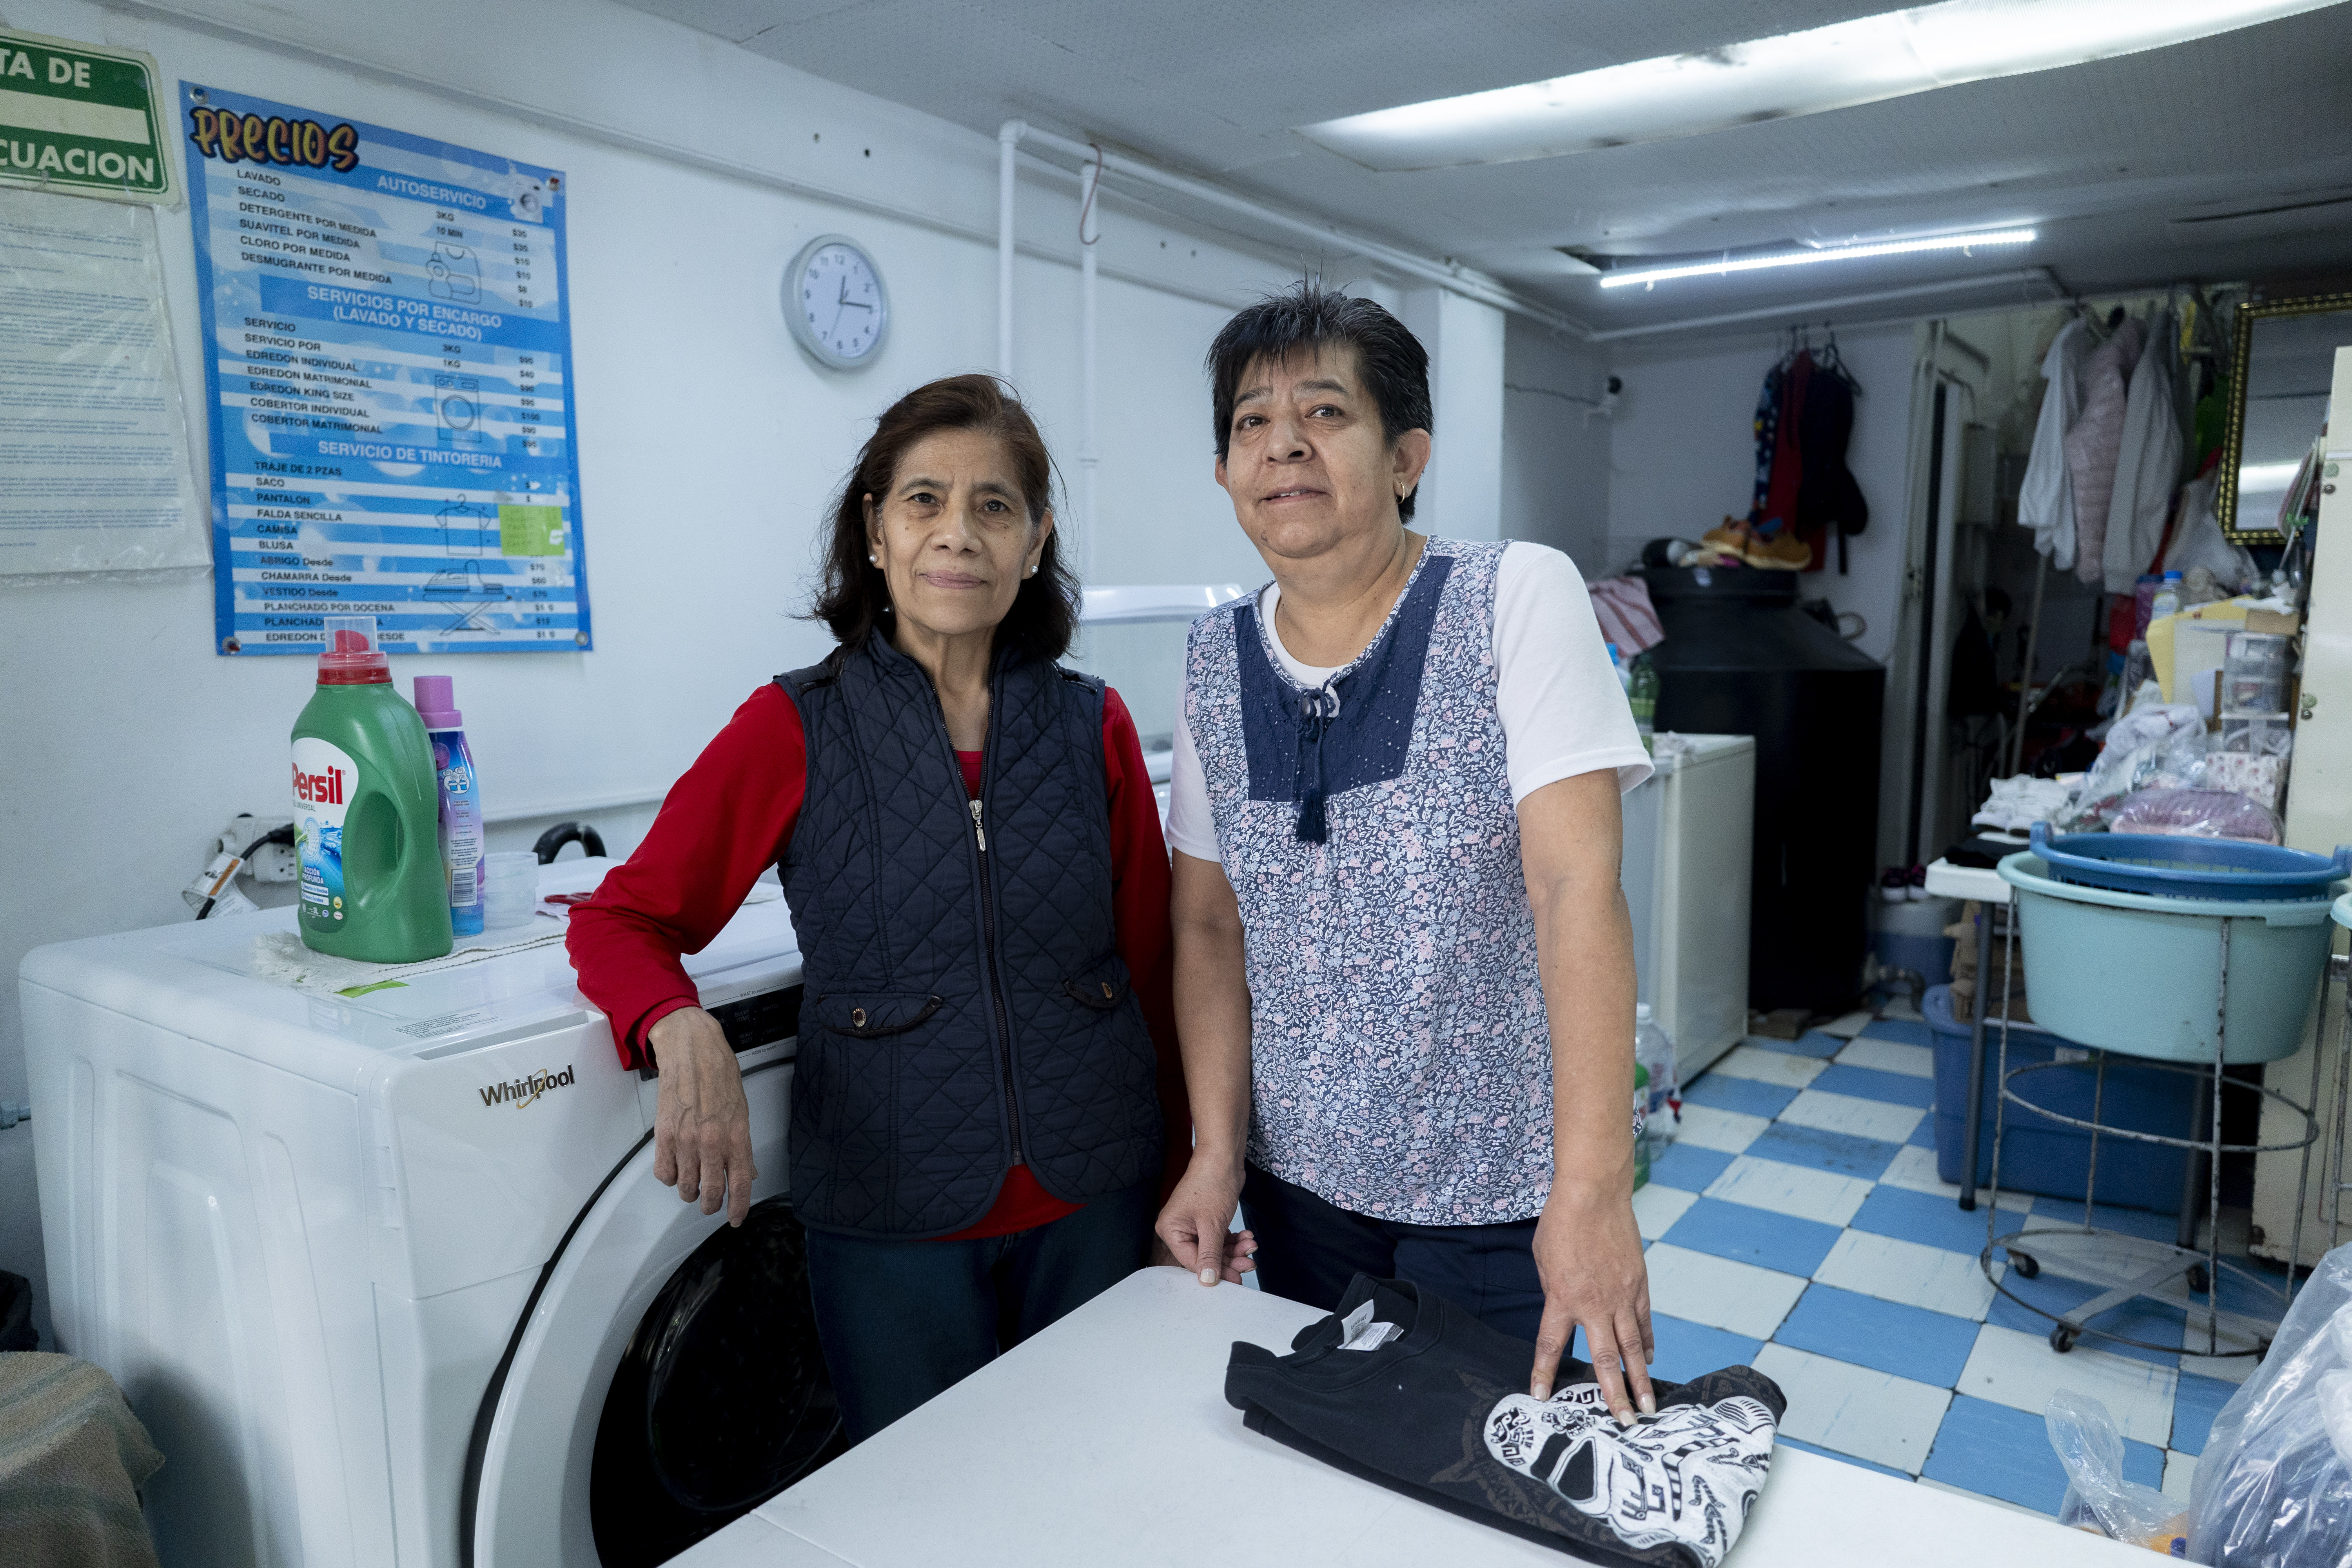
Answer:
[{"left": 1637, "top": 1009, "right": 2259, "bottom": 1519}]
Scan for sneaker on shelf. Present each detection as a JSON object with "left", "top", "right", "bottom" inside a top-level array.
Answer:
[
  {"left": 1880, "top": 867, "right": 1909, "bottom": 904},
  {"left": 1906, "top": 864, "right": 1928, "bottom": 900},
  {"left": 1746, "top": 529, "right": 1812, "bottom": 571},
  {"left": 1700, "top": 519, "right": 1754, "bottom": 560}
]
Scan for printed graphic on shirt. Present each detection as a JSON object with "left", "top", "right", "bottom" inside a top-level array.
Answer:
[{"left": 1483, "top": 1386, "right": 1776, "bottom": 1568}]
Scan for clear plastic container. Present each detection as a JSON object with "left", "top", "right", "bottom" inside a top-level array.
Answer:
[
  {"left": 479, "top": 851, "right": 540, "bottom": 929},
  {"left": 2220, "top": 712, "right": 2294, "bottom": 757},
  {"left": 2223, "top": 631, "right": 2290, "bottom": 715}
]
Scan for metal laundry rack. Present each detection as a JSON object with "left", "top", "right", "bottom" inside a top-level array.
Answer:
[{"left": 1976, "top": 909, "right": 2322, "bottom": 1359}]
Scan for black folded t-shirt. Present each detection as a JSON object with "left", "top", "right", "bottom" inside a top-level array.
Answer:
[{"left": 1224, "top": 1276, "right": 1786, "bottom": 1568}]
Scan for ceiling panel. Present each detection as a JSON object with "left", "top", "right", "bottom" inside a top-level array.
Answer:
[{"left": 617, "top": 0, "right": 2352, "bottom": 328}]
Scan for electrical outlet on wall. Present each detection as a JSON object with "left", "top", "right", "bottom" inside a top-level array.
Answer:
[{"left": 214, "top": 814, "right": 299, "bottom": 883}]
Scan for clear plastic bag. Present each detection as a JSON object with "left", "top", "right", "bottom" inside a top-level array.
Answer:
[
  {"left": 2046, "top": 1389, "right": 2190, "bottom": 1551},
  {"left": 2056, "top": 698, "right": 2208, "bottom": 833},
  {"left": 2109, "top": 788, "right": 2281, "bottom": 845},
  {"left": 2187, "top": 1241, "right": 2352, "bottom": 1565}
]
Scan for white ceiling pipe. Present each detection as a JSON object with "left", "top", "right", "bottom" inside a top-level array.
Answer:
[
  {"left": 1005, "top": 120, "right": 1588, "bottom": 336},
  {"left": 1586, "top": 267, "right": 2058, "bottom": 342},
  {"left": 998, "top": 120, "right": 1025, "bottom": 379},
  {"left": 1078, "top": 145, "right": 1103, "bottom": 584}
]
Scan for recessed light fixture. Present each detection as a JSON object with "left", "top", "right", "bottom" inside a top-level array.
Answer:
[
  {"left": 1299, "top": 0, "right": 2335, "bottom": 172},
  {"left": 1597, "top": 228, "right": 2036, "bottom": 289}
]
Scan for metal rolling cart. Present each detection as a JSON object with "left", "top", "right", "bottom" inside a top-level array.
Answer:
[
  {"left": 2322, "top": 894, "right": 2352, "bottom": 1247},
  {"left": 1975, "top": 831, "right": 2347, "bottom": 1361}
]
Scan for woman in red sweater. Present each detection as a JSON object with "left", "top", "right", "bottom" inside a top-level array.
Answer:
[{"left": 568, "top": 374, "right": 1244, "bottom": 1442}]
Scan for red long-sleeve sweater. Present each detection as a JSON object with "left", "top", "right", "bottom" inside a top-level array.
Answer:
[{"left": 566, "top": 680, "right": 1186, "bottom": 1240}]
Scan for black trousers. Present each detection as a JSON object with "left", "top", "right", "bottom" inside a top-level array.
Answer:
[
  {"left": 802, "top": 1180, "right": 1156, "bottom": 1443},
  {"left": 1240, "top": 1163, "right": 1546, "bottom": 1343}
]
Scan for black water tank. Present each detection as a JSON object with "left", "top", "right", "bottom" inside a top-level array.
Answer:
[{"left": 1640, "top": 567, "right": 1886, "bottom": 1014}]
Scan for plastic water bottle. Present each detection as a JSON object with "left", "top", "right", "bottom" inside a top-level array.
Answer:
[
  {"left": 1635, "top": 1004, "right": 1679, "bottom": 1148},
  {"left": 1629, "top": 654, "right": 1659, "bottom": 755},
  {"left": 2150, "top": 570, "right": 2182, "bottom": 622},
  {"left": 1633, "top": 1063, "right": 1651, "bottom": 1191}
]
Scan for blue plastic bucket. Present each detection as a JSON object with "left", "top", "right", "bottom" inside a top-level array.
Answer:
[
  {"left": 1996, "top": 852, "right": 2341, "bottom": 1064},
  {"left": 2029, "top": 822, "right": 2350, "bottom": 902}
]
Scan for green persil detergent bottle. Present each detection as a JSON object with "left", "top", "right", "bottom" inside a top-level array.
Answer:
[{"left": 292, "top": 616, "right": 454, "bottom": 962}]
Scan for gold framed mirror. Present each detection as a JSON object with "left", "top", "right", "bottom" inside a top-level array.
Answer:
[{"left": 2220, "top": 292, "right": 2352, "bottom": 545}]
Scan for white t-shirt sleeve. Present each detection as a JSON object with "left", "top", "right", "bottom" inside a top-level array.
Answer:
[
  {"left": 1494, "top": 541, "right": 1654, "bottom": 801},
  {"left": 1166, "top": 674, "right": 1223, "bottom": 863}
]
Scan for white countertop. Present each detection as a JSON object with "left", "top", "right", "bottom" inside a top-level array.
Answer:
[
  {"left": 1926, "top": 857, "right": 2012, "bottom": 906},
  {"left": 674, "top": 1269, "right": 2140, "bottom": 1567}
]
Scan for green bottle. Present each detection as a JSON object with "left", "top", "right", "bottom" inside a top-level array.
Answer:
[
  {"left": 1629, "top": 653, "right": 1659, "bottom": 756},
  {"left": 291, "top": 616, "right": 454, "bottom": 962}
]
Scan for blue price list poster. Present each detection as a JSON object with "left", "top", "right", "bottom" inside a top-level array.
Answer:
[{"left": 182, "top": 82, "right": 590, "bottom": 655}]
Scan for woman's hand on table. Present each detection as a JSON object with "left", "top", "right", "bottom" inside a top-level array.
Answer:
[
  {"left": 1154, "top": 1158, "right": 1257, "bottom": 1286},
  {"left": 648, "top": 1006, "right": 757, "bottom": 1227},
  {"left": 1530, "top": 1181, "right": 1655, "bottom": 1423}
]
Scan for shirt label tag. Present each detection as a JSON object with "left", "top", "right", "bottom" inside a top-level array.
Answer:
[{"left": 1337, "top": 1300, "right": 1401, "bottom": 1350}]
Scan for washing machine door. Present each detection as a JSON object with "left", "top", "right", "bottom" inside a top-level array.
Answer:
[{"left": 462, "top": 1055, "right": 842, "bottom": 1567}]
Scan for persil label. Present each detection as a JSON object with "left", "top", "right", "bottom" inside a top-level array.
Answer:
[{"left": 292, "top": 736, "right": 358, "bottom": 920}]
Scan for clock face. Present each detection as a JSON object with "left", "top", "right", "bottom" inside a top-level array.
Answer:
[{"left": 788, "top": 236, "right": 888, "bottom": 369}]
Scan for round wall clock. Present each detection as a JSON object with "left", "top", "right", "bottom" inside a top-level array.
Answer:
[{"left": 784, "top": 234, "right": 889, "bottom": 370}]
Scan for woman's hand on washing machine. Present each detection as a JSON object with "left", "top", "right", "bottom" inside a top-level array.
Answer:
[{"left": 648, "top": 1006, "right": 757, "bottom": 1226}]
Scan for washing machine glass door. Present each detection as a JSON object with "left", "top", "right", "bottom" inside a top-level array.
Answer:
[
  {"left": 465, "top": 1056, "right": 840, "bottom": 1568},
  {"left": 590, "top": 1192, "right": 843, "bottom": 1566}
]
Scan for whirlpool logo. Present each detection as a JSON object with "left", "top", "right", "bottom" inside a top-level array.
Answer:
[{"left": 479, "top": 1064, "right": 576, "bottom": 1110}]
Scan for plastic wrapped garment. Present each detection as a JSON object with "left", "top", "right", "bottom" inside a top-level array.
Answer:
[
  {"left": 2054, "top": 697, "right": 2207, "bottom": 832},
  {"left": 2047, "top": 1389, "right": 2190, "bottom": 1551},
  {"left": 2109, "top": 788, "right": 2281, "bottom": 845},
  {"left": 2187, "top": 1241, "right": 2352, "bottom": 1566}
]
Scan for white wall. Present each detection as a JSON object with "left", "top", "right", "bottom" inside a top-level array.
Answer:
[
  {"left": 0, "top": 0, "right": 1405, "bottom": 1350},
  {"left": 1401, "top": 287, "right": 1505, "bottom": 540},
  {"left": 1501, "top": 318, "right": 1615, "bottom": 575}
]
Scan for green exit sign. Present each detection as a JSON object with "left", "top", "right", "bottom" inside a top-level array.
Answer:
[{"left": 0, "top": 29, "right": 171, "bottom": 204}]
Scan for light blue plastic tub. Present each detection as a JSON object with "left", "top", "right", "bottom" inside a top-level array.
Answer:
[{"left": 1996, "top": 852, "right": 2342, "bottom": 1064}]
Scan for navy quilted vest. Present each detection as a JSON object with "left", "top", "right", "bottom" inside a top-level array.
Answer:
[{"left": 774, "top": 634, "right": 1161, "bottom": 1238}]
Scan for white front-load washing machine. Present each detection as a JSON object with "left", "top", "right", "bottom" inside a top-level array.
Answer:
[{"left": 20, "top": 859, "right": 840, "bottom": 1568}]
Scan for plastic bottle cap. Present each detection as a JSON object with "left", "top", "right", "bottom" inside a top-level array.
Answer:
[
  {"left": 317, "top": 615, "right": 390, "bottom": 686},
  {"left": 413, "top": 675, "right": 462, "bottom": 728},
  {"left": 1635, "top": 1003, "right": 1653, "bottom": 1021},
  {"left": 2163, "top": 570, "right": 2183, "bottom": 581}
]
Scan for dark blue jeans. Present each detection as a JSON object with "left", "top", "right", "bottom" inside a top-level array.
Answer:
[
  {"left": 1240, "top": 1163, "right": 1547, "bottom": 1343},
  {"left": 802, "top": 1180, "right": 1157, "bottom": 1442}
]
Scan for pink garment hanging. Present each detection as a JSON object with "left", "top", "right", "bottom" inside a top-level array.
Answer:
[
  {"left": 2064, "top": 316, "right": 2146, "bottom": 586},
  {"left": 1588, "top": 575, "right": 1664, "bottom": 655}
]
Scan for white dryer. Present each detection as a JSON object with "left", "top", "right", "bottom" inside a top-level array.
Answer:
[{"left": 20, "top": 858, "right": 840, "bottom": 1568}]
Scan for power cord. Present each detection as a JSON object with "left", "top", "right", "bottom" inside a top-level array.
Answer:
[{"left": 195, "top": 824, "right": 296, "bottom": 920}]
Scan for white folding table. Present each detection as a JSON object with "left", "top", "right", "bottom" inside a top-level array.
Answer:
[{"left": 673, "top": 1268, "right": 2140, "bottom": 1566}]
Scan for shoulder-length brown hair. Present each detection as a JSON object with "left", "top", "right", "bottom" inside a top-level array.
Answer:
[{"left": 808, "top": 374, "right": 1079, "bottom": 662}]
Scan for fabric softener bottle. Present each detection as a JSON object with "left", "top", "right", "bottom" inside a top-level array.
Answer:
[
  {"left": 292, "top": 617, "right": 454, "bottom": 961},
  {"left": 412, "top": 675, "right": 484, "bottom": 937}
]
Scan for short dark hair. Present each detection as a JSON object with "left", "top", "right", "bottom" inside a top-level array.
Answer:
[
  {"left": 1205, "top": 282, "right": 1433, "bottom": 521},
  {"left": 808, "top": 374, "right": 1078, "bottom": 661}
]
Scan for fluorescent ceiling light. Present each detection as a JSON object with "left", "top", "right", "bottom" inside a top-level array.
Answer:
[
  {"left": 2237, "top": 461, "right": 2306, "bottom": 489},
  {"left": 1598, "top": 229, "right": 2035, "bottom": 288},
  {"left": 1300, "top": 0, "right": 2338, "bottom": 172}
]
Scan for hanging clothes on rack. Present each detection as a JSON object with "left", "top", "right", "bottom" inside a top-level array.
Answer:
[
  {"left": 2065, "top": 314, "right": 2147, "bottom": 586},
  {"left": 1761, "top": 349, "right": 1812, "bottom": 540},
  {"left": 1794, "top": 341, "right": 1867, "bottom": 575},
  {"left": 2102, "top": 307, "right": 2182, "bottom": 592},
  {"left": 1745, "top": 355, "right": 1784, "bottom": 526},
  {"left": 2018, "top": 316, "right": 2092, "bottom": 569}
]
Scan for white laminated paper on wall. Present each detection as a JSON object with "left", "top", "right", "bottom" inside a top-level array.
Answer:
[{"left": 0, "top": 184, "right": 205, "bottom": 575}]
